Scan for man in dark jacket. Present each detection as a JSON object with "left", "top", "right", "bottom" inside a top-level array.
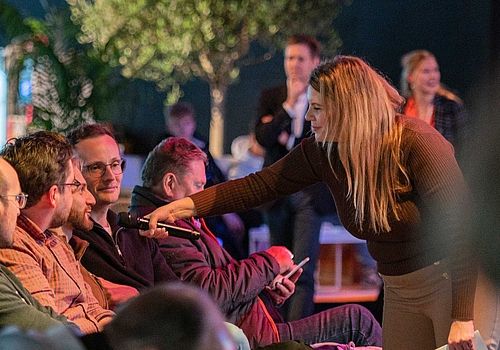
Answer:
[
  {"left": 66, "top": 123, "right": 178, "bottom": 296},
  {"left": 129, "top": 137, "right": 382, "bottom": 349},
  {"left": 155, "top": 101, "right": 247, "bottom": 259}
]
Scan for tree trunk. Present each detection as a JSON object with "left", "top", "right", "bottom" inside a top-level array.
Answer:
[{"left": 208, "top": 82, "right": 227, "bottom": 157}]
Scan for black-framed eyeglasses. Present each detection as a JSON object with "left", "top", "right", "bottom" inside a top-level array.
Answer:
[
  {"left": 0, "top": 193, "right": 29, "bottom": 209},
  {"left": 82, "top": 159, "right": 126, "bottom": 178},
  {"left": 58, "top": 179, "right": 85, "bottom": 194}
]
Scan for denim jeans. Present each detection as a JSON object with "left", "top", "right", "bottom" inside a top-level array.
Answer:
[{"left": 276, "top": 304, "right": 382, "bottom": 346}]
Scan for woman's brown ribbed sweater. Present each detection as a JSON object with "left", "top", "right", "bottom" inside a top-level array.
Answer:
[{"left": 190, "top": 116, "right": 476, "bottom": 320}]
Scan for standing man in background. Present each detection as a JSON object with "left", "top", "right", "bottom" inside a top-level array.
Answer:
[{"left": 254, "top": 34, "right": 329, "bottom": 321}]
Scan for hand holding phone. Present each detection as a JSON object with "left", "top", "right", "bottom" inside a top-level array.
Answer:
[
  {"left": 282, "top": 257, "right": 310, "bottom": 280},
  {"left": 270, "top": 257, "right": 310, "bottom": 289}
]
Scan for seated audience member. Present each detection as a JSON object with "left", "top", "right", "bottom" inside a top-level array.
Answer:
[
  {"left": 158, "top": 101, "right": 247, "bottom": 259},
  {"left": 0, "top": 283, "right": 241, "bottom": 350},
  {"left": 52, "top": 159, "right": 139, "bottom": 309},
  {"left": 0, "top": 132, "right": 114, "bottom": 333},
  {"left": 87, "top": 283, "right": 239, "bottom": 350},
  {"left": 0, "top": 157, "right": 74, "bottom": 331},
  {"left": 66, "top": 124, "right": 178, "bottom": 295},
  {"left": 129, "top": 137, "right": 382, "bottom": 348}
]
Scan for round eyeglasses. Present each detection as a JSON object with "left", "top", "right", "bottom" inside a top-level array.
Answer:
[
  {"left": 82, "top": 159, "right": 126, "bottom": 178},
  {"left": 0, "top": 193, "right": 29, "bottom": 209}
]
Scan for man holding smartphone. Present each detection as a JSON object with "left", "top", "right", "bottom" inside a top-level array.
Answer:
[{"left": 129, "top": 137, "right": 382, "bottom": 349}]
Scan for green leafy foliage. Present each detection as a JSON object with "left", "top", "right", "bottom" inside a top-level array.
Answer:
[
  {"left": 0, "top": 0, "right": 31, "bottom": 39},
  {"left": 0, "top": 1, "right": 117, "bottom": 133},
  {"left": 67, "top": 0, "right": 348, "bottom": 154},
  {"left": 69, "top": 0, "right": 346, "bottom": 99}
]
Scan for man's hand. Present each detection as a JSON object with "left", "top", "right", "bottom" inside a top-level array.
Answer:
[
  {"left": 277, "top": 130, "right": 290, "bottom": 146},
  {"left": 139, "top": 228, "right": 169, "bottom": 239},
  {"left": 266, "top": 277, "right": 295, "bottom": 305},
  {"left": 448, "top": 320, "right": 475, "bottom": 350},
  {"left": 266, "top": 267, "right": 303, "bottom": 305},
  {"left": 265, "top": 246, "right": 294, "bottom": 274},
  {"left": 284, "top": 78, "right": 308, "bottom": 108}
]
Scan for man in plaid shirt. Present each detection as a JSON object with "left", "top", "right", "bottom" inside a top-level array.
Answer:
[{"left": 0, "top": 131, "right": 114, "bottom": 333}]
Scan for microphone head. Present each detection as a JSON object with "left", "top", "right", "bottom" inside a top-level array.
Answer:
[{"left": 117, "top": 212, "right": 139, "bottom": 229}]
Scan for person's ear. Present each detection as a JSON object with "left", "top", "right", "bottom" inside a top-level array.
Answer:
[
  {"left": 47, "top": 185, "right": 59, "bottom": 208},
  {"left": 162, "top": 173, "right": 176, "bottom": 197},
  {"left": 407, "top": 73, "right": 414, "bottom": 86}
]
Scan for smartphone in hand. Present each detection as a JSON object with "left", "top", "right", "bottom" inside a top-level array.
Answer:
[
  {"left": 270, "top": 257, "right": 310, "bottom": 289},
  {"left": 283, "top": 257, "right": 310, "bottom": 280}
]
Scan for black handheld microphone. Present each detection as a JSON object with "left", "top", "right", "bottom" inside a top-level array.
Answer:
[{"left": 117, "top": 212, "right": 201, "bottom": 240}]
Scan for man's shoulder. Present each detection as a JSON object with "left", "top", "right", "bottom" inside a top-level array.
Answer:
[
  {"left": 13, "top": 225, "right": 38, "bottom": 243},
  {"left": 71, "top": 224, "right": 115, "bottom": 256},
  {"left": 261, "top": 85, "right": 287, "bottom": 99},
  {"left": 258, "top": 85, "right": 288, "bottom": 120},
  {"left": 0, "top": 265, "right": 34, "bottom": 302},
  {"left": 68, "top": 236, "right": 89, "bottom": 260},
  {"left": 0, "top": 264, "right": 17, "bottom": 283},
  {"left": 130, "top": 185, "right": 167, "bottom": 215},
  {"left": 4, "top": 226, "right": 45, "bottom": 257}
]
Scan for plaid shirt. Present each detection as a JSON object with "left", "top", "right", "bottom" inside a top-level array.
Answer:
[
  {"left": 403, "top": 94, "right": 468, "bottom": 149},
  {"left": 0, "top": 214, "right": 114, "bottom": 333},
  {"left": 433, "top": 94, "right": 468, "bottom": 149}
]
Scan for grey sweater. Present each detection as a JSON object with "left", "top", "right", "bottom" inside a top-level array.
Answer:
[{"left": 0, "top": 264, "right": 72, "bottom": 331}]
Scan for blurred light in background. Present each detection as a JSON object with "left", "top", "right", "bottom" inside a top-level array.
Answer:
[{"left": 0, "top": 49, "right": 7, "bottom": 145}]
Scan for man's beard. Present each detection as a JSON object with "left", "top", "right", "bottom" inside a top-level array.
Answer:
[
  {"left": 67, "top": 208, "right": 93, "bottom": 231},
  {"left": 49, "top": 207, "right": 71, "bottom": 229}
]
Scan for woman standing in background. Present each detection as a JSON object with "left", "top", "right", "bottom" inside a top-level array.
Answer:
[{"left": 400, "top": 50, "right": 468, "bottom": 150}]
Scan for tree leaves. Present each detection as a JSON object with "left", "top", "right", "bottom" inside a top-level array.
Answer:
[
  {"left": 68, "top": 0, "right": 348, "bottom": 154},
  {"left": 68, "top": 0, "right": 347, "bottom": 98}
]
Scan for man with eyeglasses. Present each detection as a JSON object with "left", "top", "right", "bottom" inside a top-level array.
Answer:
[
  {"left": 0, "top": 157, "right": 77, "bottom": 330},
  {"left": 67, "top": 124, "right": 178, "bottom": 297},
  {"left": 56, "top": 161, "right": 140, "bottom": 309},
  {"left": 0, "top": 131, "right": 115, "bottom": 333}
]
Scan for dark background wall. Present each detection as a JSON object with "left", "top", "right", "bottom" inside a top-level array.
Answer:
[{"left": 2, "top": 0, "right": 496, "bottom": 154}]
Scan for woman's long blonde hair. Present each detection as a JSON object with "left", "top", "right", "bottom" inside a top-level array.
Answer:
[
  {"left": 400, "top": 49, "right": 462, "bottom": 103},
  {"left": 309, "top": 56, "right": 410, "bottom": 233}
]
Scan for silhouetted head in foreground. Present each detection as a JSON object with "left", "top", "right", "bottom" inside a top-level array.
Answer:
[{"left": 104, "top": 282, "right": 236, "bottom": 350}]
